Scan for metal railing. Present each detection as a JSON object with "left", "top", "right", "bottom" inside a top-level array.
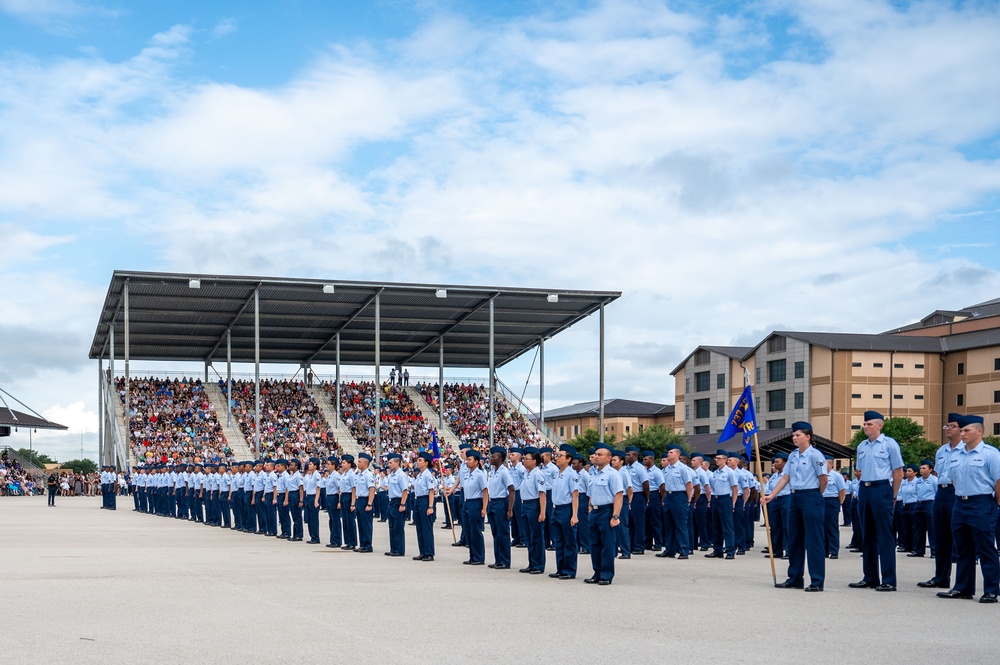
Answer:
[
  {"left": 101, "top": 373, "right": 130, "bottom": 469},
  {"left": 0, "top": 445, "right": 48, "bottom": 492}
]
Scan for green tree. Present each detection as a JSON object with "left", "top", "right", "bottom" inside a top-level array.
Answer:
[
  {"left": 566, "top": 428, "right": 615, "bottom": 456},
  {"left": 848, "top": 417, "right": 938, "bottom": 466},
  {"left": 15, "top": 448, "right": 56, "bottom": 468},
  {"left": 622, "top": 424, "right": 689, "bottom": 458},
  {"left": 62, "top": 458, "right": 98, "bottom": 475}
]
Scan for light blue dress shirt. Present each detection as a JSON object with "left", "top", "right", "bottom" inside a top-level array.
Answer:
[
  {"left": 709, "top": 466, "right": 738, "bottom": 497},
  {"left": 415, "top": 469, "right": 435, "bottom": 497},
  {"left": 463, "top": 467, "right": 488, "bottom": 499},
  {"left": 627, "top": 461, "right": 649, "bottom": 491},
  {"left": 355, "top": 469, "right": 375, "bottom": 498},
  {"left": 899, "top": 478, "right": 917, "bottom": 504},
  {"left": 488, "top": 466, "right": 513, "bottom": 499},
  {"left": 551, "top": 467, "right": 580, "bottom": 506},
  {"left": 520, "top": 467, "right": 547, "bottom": 500},
  {"left": 663, "top": 462, "right": 693, "bottom": 492},
  {"left": 303, "top": 470, "right": 320, "bottom": 495},
  {"left": 588, "top": 465, "right": 624, "bottom": 507},
  {"left": 856, "top": 434, "right": 904, "bottom": 481},
  {"left": 785, "top": 446, "right": 826, "bottom": 490},
  {"left": 914, "top": 474, "right": 938, "bottom": 501},
  {"left": 823, "top": 469, "right": 847, "bottom": 498},
  {"left": 388, "top": 468, "right": 408, "bottom": 499},
  {"left": 934, "top": 444, "right": 961, "bottom": 486},
  {"left": 950, "top": 441, "right": 1000, "bottom": 496},
  {"left": 646, "top": 466, "right": 665, "bottom": 491}
]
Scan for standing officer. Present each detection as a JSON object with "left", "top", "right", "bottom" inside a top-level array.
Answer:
[
  {"left": 303, "top": 458, "right": 322, "bottom": 544},
  {"left": 287, "top": 459, "right": 304, "bottom": 541},
  {"left": 763, "top": 421, "right": 827, "bottom": 591},
  {"left": 519, "top": 447, "right": 548, "bottom": 574},
  {"left": 841, "top": 470, "right": 854, "bottom": 527},
  {"left": 173, "top": 463, "right": 186, "bottom": 520},
  {"left": 487, "top": 446, "right": 515, "bottom": 570},
  {"left": 585, "top": 443, "right": 624, "bottom": 586},
  {"left": 572, "top": 454, "right": 591, "bottom": 555},
  {"left": 275, "top": 459, "right": 292, "bottom": 539},
  {"left": 549, "top": 443, "right": 580, "bottom": 579},
  {"left": 936, "top": 415, "right": 1000, "bottom": 603},
  {"left": 706, "top": 450, "right": 737, "bottom": 560},
  {"left": 354, "top": 452, "right": 376, "bottom": 553},
  {"left": 440, "top": 464, "right": 458, "bottom": 530},
  {"left": 919, "top": 413, "right": 963, "bottom": 589},
  {"left": 689, "top": 453, "right": 711, "bottom": 551},
  {"left": 453, "top": 444, "right": 471, "bottom": 547},
  {"left": 461, "top": 448, "right": 489, "bottom": 566},
  {"left": 540, "top": 447, "right": 559, "bottom": 549},
  {"left": 508, "top": 447, "right": 526, "bottom": 546},
  {"left": 658, "top": 444, "right": 694, "bottom": 559},
  {"left": 412, "top": 452, "right": 436, "bottom": 561},
  {"left": 250, "top": 459, "right": 266, "bottom": 534},
  {"left": 910, "top": 459, "right": 937, "bottom": 558},
  {"left": 192, "top": 463, "right": 206, "bottom": 524},
  {"left": 324, "top": 456, "right": 343, "bottom": 548},
  {"left": 383, "top": 453, "right": 408, "bottom": 557},
  {"left": 610, "top": 450, "right": 632, "bottom": 559},
  {"left": 727, "top": 455, "right": 750, "bottom": 555},
  {"left": 849, "top": 411, "right": 904, "bottom": 592},
  {"left": 822, "top": 456, "right": 846, "bottom": 559},
  {"left": 764, "top": 452, "right": 790, "bottom": 559},
  {"left": 339, "top": 455, "right": 358, "bottom": 550},
  {"left": 262, "top": 459, "right": 279, "bottom": 537},
  {"left": 643, "top": 451, "right": 664, "bottom": 552},
  {"left": 242, "top": 461, "right": 257, "bottom": 533},
  {"left": 218, "top": 462, "right": 232, "bottom": 529},
  {"left": 231, "top": 462, "right": 243, "bottom": 531},
  {"left": 847, "top": 469, "right": 863, "bottom": 552},
  {"left": 898, "top": 464, "right": 919, "bottom": 552},
  {"left": 624, "top": 446, "right": 649, "bottom": 554}
]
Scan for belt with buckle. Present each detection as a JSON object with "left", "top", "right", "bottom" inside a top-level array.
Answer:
[{"left": 862, "top": 480, "right": 889, "bottom": 487}]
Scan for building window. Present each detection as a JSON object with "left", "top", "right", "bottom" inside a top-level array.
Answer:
[
  {"left": 694, "top": 349, "right": 711, "bottom": 365},
  {"left": 694, "top": 399, "right": 710, "bottom": 419},
  {"left": 794, "top": 361, "right": 804, "bottom": 379},
  {"left": 958, "top": 363, "right": 965, "bottom": 375},
  {"left": 995, "top": 358, "right": 1000, "bottom": 371},
  {"left": 559, "top": 426, "right": 565, "bottom": 437},
  {"left": 574, "top": 425, "right": 579, "bottom": 436},
  {"left": 695, "top": 371, "right": 711, "bottom": 392},
  {"left": 851, "top": 393, "right": 862, "bottom": 399},
  {"left": 685, "top": 378, "right": 689, "bottom": 393},
  {"left": 755, "top": 367, "right": 761, "bottom": 384},
  {"left": 873, "top": 362, "right": 884, "bottom": 368},
  {"left": 915, "top": 395, "right": 924, "bottom": 400},
  {"left": 852, "top": 362, "right": 862, "bottom": 367},
  {"left": 685, "top": 405, "right": 690, "bottom": 419},
  {"left": 873, "top": 394, "right": 883, "bottom": 399},
  {"left": 851, "top": 425, "right": 861, "bottom": 430},
  {"left": 794, "top": 392, "right": 804, "bottom": 409},
  {"left": 625, "top": 425, "right": 630, "bottom": 433},
  {"left": 694, "top": 426, "right": 710, "bottom": 435},
  {"left": 995, "top": 423, "right": 1000, "bottom": 436},
  {"left": 957, "top": 394, "right": 964, "bottom": 407},
  {"left": 717, "top": 373, "right": 725, "bottom": 389},
  {"left": 994, "top": 391, "right": 1000, "bottom": 404},
  {"left": 638, "top": 424, "right": 644, "bottom": 433},
  {"left": 767, "top": 336, "right": 786, "bottom": 353},
  {"left": 717, "top": 401, "right": 725, "bottom": 417},
  {"left": 767, "top": 389, "right": 786, "bottom": 412},
  {"left": 894, "top": 363, "right": 903, "bottom": 369},
  {"left": 768, "top": 359, "right": 786, "bottom": 382},
  {"left": 767, "top": 419, "right": 786, "bottom": 429},
  {"left": 915, "top": 363, "right": 924, "bottom": 369},
  {"left": 894, "top": 395, "right": 903, "bottom": 400}
]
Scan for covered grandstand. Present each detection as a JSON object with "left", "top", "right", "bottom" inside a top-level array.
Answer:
[{"left": 90, "top": 271, "right": 621, "bottom": 467}]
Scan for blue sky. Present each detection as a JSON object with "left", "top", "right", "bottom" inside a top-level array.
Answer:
[{"left": 2, "top": 0, "right": 999, "bottom": 461}]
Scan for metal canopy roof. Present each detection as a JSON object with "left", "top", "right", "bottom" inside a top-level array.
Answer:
[
  {"left": 0, "top": 407, "right": 68, "bottom": 431},
  {"left": 88, "top": 271, "right": 620, "bottom": 369},
  {"left": 687, "top": 428, "right": 855, "bottom": 460}
]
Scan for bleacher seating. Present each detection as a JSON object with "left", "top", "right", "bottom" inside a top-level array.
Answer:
[
  {"left": 228, "top": 379, "right": 337, "bottom": 458},
  {"left": 118, "top": 376, "right": 231, "bottom": 465},
  {"left": 324, "top": 381, "right": 436, "bottom": 460}
]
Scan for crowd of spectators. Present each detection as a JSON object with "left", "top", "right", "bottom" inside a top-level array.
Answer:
[
  {"left": 417, "top": 382, "right": 546, "bottom": 458},
  {"left": 1, "top": 451, "right": 42, "bottom": 496},
  {"left": 118, "top": 376, "right": 233, "bottom": 465},
  {"left": 228, "top": 379, "right": 339, "bottom": 459},
  {"left": 325, "top": 381, "right": 437, "bottom": 461}
]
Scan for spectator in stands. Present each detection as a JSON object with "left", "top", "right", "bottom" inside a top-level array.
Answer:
[{"left": 230, "top": 379, "right": 338, "bottom": 458}]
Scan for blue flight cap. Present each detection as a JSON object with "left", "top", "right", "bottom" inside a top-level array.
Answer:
[
  {"left": 641, "top": 450, "right": 656, "bottom": 458},
  {"left": 594, "top": 443, "right": 612, "bottom": 454},
  {"left": 308, "top": 457, "right": 320, "bottom": 466},
  {"left": 459, "top": 443, "right": 471, "bottom": 451},
  {"left": 715, "top": 449, "right": 730, "bottom": 458},
  {"left": 275, "top": 459, "right": 288, "bottom": 466},
  {"left": 957, "top": 414, "right": 984, "bottom": 427},
  {"left": 863, "top": 410, "right": 884, "bottom": 422},
  {"left": 667, "top": 444, "right": 684, "bottom": 453},
  {"left": 612, "top": 449, "right": 626, "bottom": 460},
  {"left": 573, "top": 454, "right": 586, "bottom": 462},
  {"left": 523, "top": 446, "right": 540, "bottom": 456},
  {"left": 254, "top": 459, "right": 264, "bottom": 466},
  {"left": 773, "top": 452, "right": 789, "bottom": 461},
  {"left": 218, "top": 462, "right": 228, "bottom": 467},
  {"left": 690, "top": 452, "right": 706, "bottom": 460},
  {"left": 539, "top": 446, "right": 553, "bottom": 454},
  {"left": 823, "top": 454, "right": 834, "bottom": 461},
  {"left": 341, "top": 454, "right": 355, "bottom": 463},
  {"left": 946, "top": 412, "right": 963, "bottom": 424},
  {"left": 920, "top": 459, "right": 933, "bottom": 468},
  {"left": 588, "top": 448, "right": 597, "bottom": 455},
  {"left": 558, "top": 443, "right": 576, "bottom": 454},
  {"left": 509, "top": 446, "right": 522, "bottom": 454},
  {"left": 326, "top": 456, "right": 339, "bottom": 464},
  {"left": 386, "top": 453, "right": 402, "bottom": 462},
  {"left": 358, "top": 452, "right": 373, "bottom": 462},
  {"left": 791, "top": 421, "right": 812, "bottom": 432},
  {"left": 490, "top": 446, "right": 506, "bottom": 455},
  {"left": 905, "top": 463, "right": 919, "bottom": 472},
  {"left": 263, "top": 458, "right": 274, "bottom": 464},
  {"left": 625, "top": 445, "right": 640, "bottom": 454},
  {"left": 465, "top": 449, "right": 482, "bottom": 460},
  {"left": 417, "top": 451, "right": 433, "bottom": 463}
]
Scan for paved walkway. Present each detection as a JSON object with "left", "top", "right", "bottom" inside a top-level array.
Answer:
[{"left": 1, "top": 496, "right": 995, "bottom": 664}]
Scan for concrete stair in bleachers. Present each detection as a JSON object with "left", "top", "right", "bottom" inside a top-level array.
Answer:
[
  {"left": 307, "top": 386, "right": 361, "bottom": 457},
  {"left": 404, "top": 386, "right": 464, "bottom": 450},
  {"left": 203, "top": 383, "right": 253, "bottom": 459},
  {"left": 111, "top": 387, "right": 137, "bottom": 467}
]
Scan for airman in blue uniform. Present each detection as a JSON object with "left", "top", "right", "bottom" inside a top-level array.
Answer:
[
  {"left": 909, "top": 459, "right": 937, "bottom": 558},
  {"left": 658, "top": 444, "right": 693, "bottom": 559},
  {"left": 822, "top": 456, "right": 846, "bottom": 558},
  {"left": 624, "top": 446, "right": 649, "bottom": 554},
  {"left": 643, "top": 451, "right": 664, "bottom": 552},
  {"left": 519, "top": 446, "right": 547, "bottom": 574},
  {"left": 707, "top": 450, "right": 737, "bottom": 559},
  {"left": 462, "top": 448, "right": 488, "bottom": 566},
  {"left": 610, "top": 450, "right": 632, "bottom": 559},
  {"left": 303, "top": 458, "right": 322, "bottom": 544},
  {"left": 763, "top": 452, "right": 790, "bottom": 559},
  {"left": 339, "top": 455, "right": 358, "bottom": 550},
  {"left": 572, "top": 454, "right": 591, "bottom": 555},
  {"left": 383, "top": 453, "right": 408, "bottom": 557},
  {"left": 487, "top": 446, "right": 514, "bottom": 570},
  {"left": 324, "top": 456, "right": 343, "bottom": 548},
  {"left": 354, "top": 452, "right": 376, "bottom": 553},
  {"left": 286, "top": 459, "right": 304, "bottom": 541},
  {"left": 918, "top": 413, "right": 963, "bottom": 590},
  {"left": 585, "top": 443, "right": 623, "bottom": 586}
]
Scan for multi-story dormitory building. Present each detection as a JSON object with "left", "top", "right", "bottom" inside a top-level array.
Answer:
[{"left": 673, "top": 298, "right": 1000, "bottom": 445}]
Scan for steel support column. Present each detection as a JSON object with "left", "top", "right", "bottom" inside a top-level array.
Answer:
[
  {"left": 254, "top": 287, "right": 260, "bottom": 457},
  {"left": 375, "top": 292, "right": 381, "bottom": 460},
  {"left": 109, "top": 322, "right": 115, "bottom": 467},
  {"left": 599, "top": 303, "right": 605, "bottom": 441},
  {"left": 123, "top": 280, "right": 129, "bottom": 467},
  {"left": 489, "top": 299, "right": 495, "bottom": 449},
  {"left": 335, "top": 333, "right": 341, "bottom": 428},
  {"left": 226, "top": 329, "right": 232, "bottom": 429},
  {"left": 438, "top": 338, "right": 444, "bottom": 434},
  {"left": 97, "top": 357, "right": 104, "bottom": 468},
  {"left": 539, "top": 337, "right": 545, "bottom": 431}
]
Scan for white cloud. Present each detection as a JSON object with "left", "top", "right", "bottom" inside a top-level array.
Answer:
[
  {"left": 42, "top": 401, "right": 98, "bottom": 434},
  {"left": 210, "top": 17, "right": 237, "bottom": 40}
]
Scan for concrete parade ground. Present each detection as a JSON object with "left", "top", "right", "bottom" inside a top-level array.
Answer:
[{"left": 1, "top": 496, "right": 996, "bottom": 664}]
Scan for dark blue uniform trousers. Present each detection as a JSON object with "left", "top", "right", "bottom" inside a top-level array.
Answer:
[
  {"left": 173, "top": 489, "right": 184, "bottom": 518},
  {"left": 326, "top": 493, "right": 342, "bottom": 545},
  {"left": 340, "top": 492, "right": 357, "bottom": 547},
  {"left": 464, "top": 500, "right": 486, "bottom": 563},
  {"left": 787, "top": 489, "right": 825, "bottom": 587},
  {"left": 858, "top": 481, "right": 897, "bottom": 586},
  {"left": 692, "top": 495, "right": 709, "bottom": 549},
  {"left": 913, "top": 500, "right": 932, "bottom": 556},
  {"left": 233, "top": 490, "right": 243, "bottom": 529},
  {"left": 645, "top": 491, "right": 663, "bottom": 550},
  {"left": 522, "top": 498, "right": 545, "bottom": 571},
  {"left": 357, "top": 498, "right": 374, "bottom": 550},
  {"left": 732, "top": 496, "right": 746, "bottom": 550},
  {"left": 552, "top": 504, "right": 577, "bottom": 577},
  {"left": 544, "top": 490, "right": 555, "bottom": 547},
  {"left": 662, "top": 491, "right": 691, "bottom": 556},
  {"left": 243, "top": 490, "right": 255, "bottom": 531},
  {"left": 277, "top": 495, "right": 291, "bottom": 537},
  {"left": 220, "top": 493, "right": 232, "bottom": 528},
  {"left": 388, "top": 497, "right": 405, "bottom": 554},
  {"left": 304, "top": 494, "right": 319, "bottom": 541},
  {"left": 848, "top": 496, "right": 862, "bottom": 548},
  {"left": 952, "top": 495, "right": 1000, "bottom": 596},
  {"left": 933, "top": 485, "right": 955, "bottom": 584},
  {"left": 415, "top": 495, "right": 435, "bottom": 557},
  {"left": 253, "top": 491, "right": 267, "bottom": 531},
  {"left": 768, "top": 495, "right": 788, "bottom": 557},
  {"left": 588, "top": 505, "right": 616, "bottom": 582},
  {"left": 629, "top": 493, "right": 646, "bottom": 552},
  {"left": 193, "top": 493, "right": 205, "bottom": 523},
  {"left": 842, "top": 493, "right": 853, "bottom": 525},
  {"left": 616, "top": 496, "right": 631, "bottom": 556},
  {"left": 510, "top": 491, "right": 523, "bottom": 544},
  {"left": 711, "top": 500, "right": 735, "bottom": 555},
  {"left": 576, "top": 494, "right": 590, "bottom": 553},
  {"left": 456, "top": 490, "right": 467, "bottom": 545},
  {"left": 264, "top": 493, "right": 278, "bottom": 535},
  {"left": 824, "top": 496, "right": 841, "bottom": 555},
  {"left": 488, "top": 498, "right": 511, "bottom": 567},
  {"left": 289, "top": 496, "right": 303, "bottom": 539}
]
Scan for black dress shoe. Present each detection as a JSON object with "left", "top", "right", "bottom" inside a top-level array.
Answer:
[
  {"left": 598, "top": 579, "right": 612, "bottom": 585},
  {"left": 849, "top": 580, "right": 875, "bottom": 589},
  {"left": 632, "top": 549, "right": 645, "bottom": 555},
  {"left": 529, "top": 569, "right": 543, "bottom": 575},
  {"left": 828, "top": 554, "right": 838, "bottom": 560},
  {"left": 655, "top": 552, "right": 673, "bottom": 558},
  {"left": 546, "top": 546, "right": 556, "bottom": 551},
  {"left": 736, "top": 549, "right": 746, "bottom": 555},
  {"left": 937, "top": 589, "right": 974, "bottom": 599},
  {"left": 804, "top": 585, "right": 823, "bottom": 592},
  {"left": 494, "top": 565, "right": 510, "bottom": 569},
  {"left": 384, "top": 552, "right": 396, "bottom": 556},
  {"left": 906, "top": 552, "right": 924, "bottom": 557},
  {"left": 725, "top": 554, "right": 735, "bottom": 559},
  {"left": 896, "top": 546, "right": 907, "bottom": 552},
  {"left": 919, "top": 579, "right": 951, "bottom": 589},
  {"left": 340, "top": 545, "right": 353, "bottom": 550},
  {"left": 699, "top": 546, "right": 709, "bottom": 551},
  {"left": 463, "top": 560, "right": 473, "bottom": 565},
  {"left": 874, "top": 584, "right": 897, "bottom": 592},
  {"left": 548, "top": 573, "right": 562, "bottom": 578},
  {"left": 705, "top": 552, "right": 722, "bottom": 558},
  {"left": 980, "top": 593, "right": 998, "bottom": 603},
  {"left": 325, "top": 544, "right": 338, "bottom": 548},
  {"left": 488, "top": 564, "right": 497, "bottom": 569},
  {"left": 519, "top": 567, "right": 533, "bottom": 573},
  {"left": 775, "top": 579, "right": 803, "bottom": 589},
  {"left": 848, "top": 548, "right": 862, "bottom": 553},
  {"left": 412, "top": 555, "right": 426, "bottom": 560},
  {"left": 452, "top": 542, "right": 466, "bottom": 547},
  {"left": 677, "top": 554, "right": 689, "bottom": 560},
  {"left": 469, "top": 561, "right": 484, "bottom": 566},
  {"left": 584, "top": 577, "right": 599, "bottom": 584},
  {"left": 617, "top": 554, "right": 631, "bottom": 560},
  {"left": 559, "top": 574, "right": 573, "bottom": 580},
  {"left": 421, "top": 556, "right": 434, "bottom": 561},
  {"left": 308, "top": 540, "right": 320, "bottom": 544}
]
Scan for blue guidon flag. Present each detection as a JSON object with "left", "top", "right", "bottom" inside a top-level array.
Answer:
[
  {"left": 718, "top": 385, "right": 758, "bottom": 459},
  {"left": 431, "top": 430, "right": 441, "bottom": 461}
]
